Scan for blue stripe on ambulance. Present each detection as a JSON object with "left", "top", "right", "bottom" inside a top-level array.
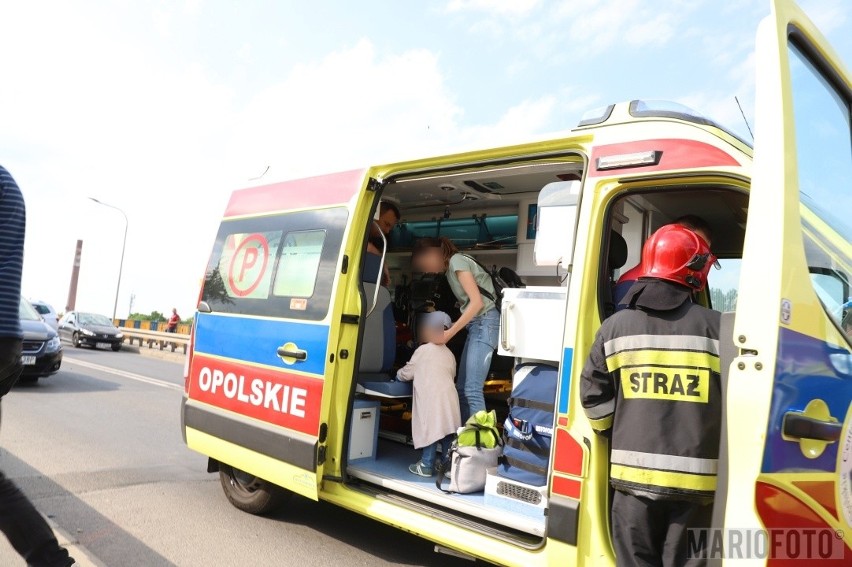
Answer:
[
  {"left": 559, "top": 347, "right": 574, "bottom": 415},
  {"left": 761, "top": 327, "right": 852, "bottom": 474},
  {"left": 194, "top": 313, "right": 329, "bottom": 377}
]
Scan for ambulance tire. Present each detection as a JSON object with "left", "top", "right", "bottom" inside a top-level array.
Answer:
[{"left": 219, "top": 464, "right": 290, "bottom": 515}]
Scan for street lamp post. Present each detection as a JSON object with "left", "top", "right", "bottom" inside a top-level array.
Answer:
[{"left": 89, "top": 198, "right": 128, "bottom": 321}]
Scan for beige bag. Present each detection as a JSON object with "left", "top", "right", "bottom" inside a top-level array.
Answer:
[{"left": 440, "top": 444, "right": 502, "bottom": 494}]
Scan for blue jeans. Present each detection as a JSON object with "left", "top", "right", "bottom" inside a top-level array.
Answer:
[
  {"left": 421, "top": 433, "right": 456, "bottom": 471},
  {"left": 456, "top": 308, "right": 500, "bottom": 423}
]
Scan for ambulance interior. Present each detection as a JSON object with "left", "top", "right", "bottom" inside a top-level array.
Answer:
[{"left": 345, "top": 158, "right": 749, "bottom": 543}]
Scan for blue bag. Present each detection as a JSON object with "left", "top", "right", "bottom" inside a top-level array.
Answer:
[{"left": 499, "top": 364, "right": 558, "bottom": 487}]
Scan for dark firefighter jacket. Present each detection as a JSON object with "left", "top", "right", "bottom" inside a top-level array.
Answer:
[{"left": 581, "top": 279, "right": 722, "bottom": 503}]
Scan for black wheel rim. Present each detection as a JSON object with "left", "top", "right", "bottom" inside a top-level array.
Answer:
[{"left": 228, "top": 467, "right": 263, "bottom": 496}]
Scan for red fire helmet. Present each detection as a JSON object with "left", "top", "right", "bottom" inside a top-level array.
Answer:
[{"left": 640, "top": 224, "right": 716, "bottom": 291}]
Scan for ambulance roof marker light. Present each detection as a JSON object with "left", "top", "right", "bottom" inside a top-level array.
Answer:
[
  {"left": 576, "top": 104, "right": 615, "bottom": 127},
  {"left": 596, "top": 150, "right": 661, "bottom": 171}
]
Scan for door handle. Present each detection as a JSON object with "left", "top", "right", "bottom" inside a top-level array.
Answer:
[
  {"left": 500, "top": 301, "right": 514, "bottom": 352},
  {"left": 277, "top": 343, "right": 307, "bottom": 364},
  {"left": 782, "top": 411, "right": 842, "bottom": 442}
]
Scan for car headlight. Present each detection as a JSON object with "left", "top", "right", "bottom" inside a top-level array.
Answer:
[
  {"left": 80, "top": 328, "right": 95, "bottom": 336},
  {"left": 46, "top": 336, "right": 61, "bottom": 351},
  {"left": 115, "top": 333, "right": 123, "bottom": 339}
]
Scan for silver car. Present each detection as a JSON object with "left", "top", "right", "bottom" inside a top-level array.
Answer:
[{"left": 30, "top": 300, "right": 59, "bottom": 330}]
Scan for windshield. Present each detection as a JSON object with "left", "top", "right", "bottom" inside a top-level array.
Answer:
[
  {"left": 78, "top": 313, "right": 114, "bottom": 326},
  {"left": 19, "top": 297, "right": 41, "bottom": 321},
  {"left": 33, "top": 304, "right": 51, "bottom": 315},
  {"left": 629, "top": 99, "right": 753, "bottom": 148}
]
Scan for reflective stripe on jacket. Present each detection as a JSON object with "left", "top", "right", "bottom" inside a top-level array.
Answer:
[{"left": 580, "top": 298, "right": 721, "bottom": 502}]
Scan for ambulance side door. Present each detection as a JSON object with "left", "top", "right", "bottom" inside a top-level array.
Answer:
[
  {"left": 185, "top": 172, "right": 362, "bottom": 501},
  {"left": 726, "top": 0, "right": 852, "bottom": 560}
]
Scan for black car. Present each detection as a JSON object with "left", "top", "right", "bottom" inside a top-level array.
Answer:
[
  {"left": 19, "top": 297, "right": 62, "bottom": 381},
  {"left": 58, "top": 311, "right": 124, "bottom": 351}
]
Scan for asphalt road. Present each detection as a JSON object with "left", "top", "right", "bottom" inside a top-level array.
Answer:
[{"left": 0, "top": 346, "right": 478, "bottom": 567}]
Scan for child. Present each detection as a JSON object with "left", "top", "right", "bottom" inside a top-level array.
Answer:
[{"left": 396, "top": 311, "right": 461, "bottom": 477}]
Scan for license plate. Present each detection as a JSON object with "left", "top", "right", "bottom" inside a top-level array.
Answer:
[
  {"left": 21, "top": 356, "right": 36, "bottom": 365},
  {"left": 96, "top": 342, "right": 111, "bottom": 349}
]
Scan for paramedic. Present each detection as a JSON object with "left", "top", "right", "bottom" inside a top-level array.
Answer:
[
  {"left": 412, "top": 237, "right": 499, "bottom": 422},
  {"left": 365, "top": 202, "right": 400, "bottom": 286},
  {"left": 0, "top": 165, "right": 75, "bottom": 567},
  {"left": 613, "top": 215, "right": 713, "bottom": 309},
  {"left": 581, "top": 224, "right": 721, "bottom": 567}
]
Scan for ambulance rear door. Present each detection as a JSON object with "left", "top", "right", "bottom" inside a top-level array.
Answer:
[
  {"left": 184, "top": 170, "right": 364, "bottom": 500},
  {"left": 726, "top": 0, "right": 852, "bottom": 559}
]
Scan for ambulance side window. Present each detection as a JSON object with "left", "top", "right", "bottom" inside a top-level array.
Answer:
[
  {"left": 788, "top": 42, "right": 852, "bottom": 339},
  {"left": 272, "top": 230, "right": 326, "bottom": 298},
  {"left": 201, "top": 208, "right": 348, "bottom": 321},
  {"left": 708, "top": 258, "right": 741, "bottom": 313}
]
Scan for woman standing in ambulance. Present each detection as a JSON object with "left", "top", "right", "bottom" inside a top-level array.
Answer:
[{"left": 411, "top": 238, "right": 499, "bottom": 421}]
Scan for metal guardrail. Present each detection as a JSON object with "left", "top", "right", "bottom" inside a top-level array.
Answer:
[
  {"left": 114, "top": 319, "right": 191, "bottom": 335},
  {"left": 120, "top": 328, "right": 189, "bottom": 354}
]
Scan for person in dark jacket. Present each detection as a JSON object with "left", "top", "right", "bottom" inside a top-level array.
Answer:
[
  {"left": 0, "top": 165, "right": 75, "bottom": 567},
  {"left": 581, "top": 224, "right": 721, "bottom": 567},
  {"left": 612, "top": 215, "right": 713, "bottom": 310}
]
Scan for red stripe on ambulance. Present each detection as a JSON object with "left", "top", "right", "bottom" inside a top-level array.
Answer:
[
  {"left": 588, "top": 138, "right": 740, "bottom": 177},
  {"left": 188, "top": 354, "right": 323, "bottom": 436},
  {"left": 551, "top": 476, "right": 582, "bottom": 499},
  {"left": 224, "top": 169, "right": 366, "bottom": 218}
]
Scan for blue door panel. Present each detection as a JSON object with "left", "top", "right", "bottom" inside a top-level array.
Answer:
[
  {"left": 194, "top": 312, "right": 329, "bottom": 376},
  {"left": 762, "top": 327, "right": 852, "bottom": 474}
]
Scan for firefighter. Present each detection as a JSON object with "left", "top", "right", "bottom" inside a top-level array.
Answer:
[{"left": 581, "top": 224, "right": 721, "bottom": 567}]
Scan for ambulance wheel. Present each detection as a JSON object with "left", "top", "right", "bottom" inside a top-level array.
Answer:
[{"left": 219, "top": 464, "right": 289, "bottom": 515}]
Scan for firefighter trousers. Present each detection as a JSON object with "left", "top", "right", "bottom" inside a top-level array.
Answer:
[{"left": 612, "top": 490, "right": 713, "bottom": 567}]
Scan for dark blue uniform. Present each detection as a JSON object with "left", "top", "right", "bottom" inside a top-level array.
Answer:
[{"left": 581, "top": 279, "right": 721, "bottom": 567}]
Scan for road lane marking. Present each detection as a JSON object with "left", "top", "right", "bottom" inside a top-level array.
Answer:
[{"left": 64, "top": 357, "right": 183, "bottom": 391}]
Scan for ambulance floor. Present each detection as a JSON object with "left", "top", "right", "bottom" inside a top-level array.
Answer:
[{"left": 347, "top": 439, "right": 546, "bottom": 537}]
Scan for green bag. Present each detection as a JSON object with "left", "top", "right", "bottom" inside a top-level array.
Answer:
[{"left": 456, "top": 410, "right": 501, "bottom": 449}]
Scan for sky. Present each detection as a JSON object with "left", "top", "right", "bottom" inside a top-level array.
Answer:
[{"left": 1, "top": 0, "right": 850, "bottom": 319}]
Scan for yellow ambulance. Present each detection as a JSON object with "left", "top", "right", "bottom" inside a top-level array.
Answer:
[{"left": 181, "top": 1, "right": 851, "bottom": 564}]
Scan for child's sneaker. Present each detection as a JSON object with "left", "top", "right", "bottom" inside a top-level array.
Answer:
[{"left": 408, "top": 461, "right": 433, "bottom": 477}]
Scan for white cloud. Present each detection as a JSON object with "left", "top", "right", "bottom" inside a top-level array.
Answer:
[
  {"left": 1, "top": 6, "right": 562, "bottom": 318},
  {"left": 504, "top": 0, "right": 705, "bottom": 59},
  {"left": 799, "top": 0, "right": 849, "bottom": 35},
  {"left": 458, "top": 95, "right": 559, "bottom": 146},
  {"left": 227, "top": 39, "right": 568, "bottom": 174},
  {"left": 468, "top": 17, "right": 505, "bottom": 37},
  {"left": 445, "top": 0, "right": 541, "bottom": 17},
  {"left": 10, "top": 0, "right": 847, "bottom": 321},
  {"left": 625, "top": 12, "right": 677, "bottom": 47},
  {"left": 226, "top": 39, "right": 463, "bottom": 178},
  {"left": 676, "top": 49, "right": 758, "bottom": 142}
]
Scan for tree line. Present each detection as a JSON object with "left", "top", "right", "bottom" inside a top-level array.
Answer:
[{"left": 127, "top": 311, "right": 193, "bottom": 324}]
